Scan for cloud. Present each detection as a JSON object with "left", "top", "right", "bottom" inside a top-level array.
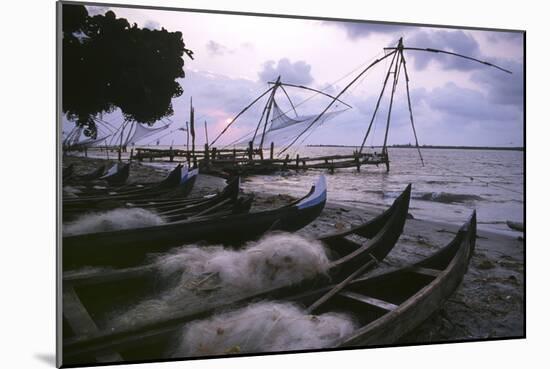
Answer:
[
  {"left": 206, "top": 40, "right": 232, "bottom": 57},
  {"left": 471, "top": 59, "right": 524, "bottom": 109},
  {"left": 258, "top": 58, "right": 314, "bottom": 85},
  {"left": 85, "top": 6, "right": 110, "bottom": 16},
  {"left": 144, "top": 20, "right": 160, "bottom": 30},
  {"left": 327, "top": 21, "right": 411, "bottom": 39},
  {"left": 487, "top": 31, "right": 524, "bottom": 44},
  {"left": 241, "top": 42, "right": 255, "bottom": 50},
  {"left": 405, "top": 30, "right": 484, "bottom": 72}
]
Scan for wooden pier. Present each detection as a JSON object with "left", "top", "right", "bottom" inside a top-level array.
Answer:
[{"left": 130, "top": 142, "right": 390, "bottom": 176}]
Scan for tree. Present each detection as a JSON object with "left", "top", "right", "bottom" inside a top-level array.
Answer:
[{"left": 62, "top": 4, "right": 193, "bottom": 138}]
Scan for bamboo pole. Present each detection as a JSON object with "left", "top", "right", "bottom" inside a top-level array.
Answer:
[
  {"left": 190, "top": 98, "right": 196, "bottom": 165},
  {"left": 400, "top": 49, "right": 425, "bottom": 166},
  {"left": 358, "top": 46, "right": 400, "bottom": 154},
  {"left": 210, "top": 86, "right": 275, "bottom": 146},
  {"left": 259, "top": 76, "right": 280, "bottom": 152},
  {"left": 204, "top": 120, "right": 209, "bottom": 146},
  {"left": 185, "top": 121, "right": 190, "bottom": 165},
  {"left": 279, "top": 50, "right": 398, "bottom": 155},
  {"left": 382, "top": 39, "right": 404, "bottom": 153}
]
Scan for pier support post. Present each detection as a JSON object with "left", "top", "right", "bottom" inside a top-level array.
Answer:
[
  {"left": 248, "top": 141, "right": 253, "bottom": 161},
  {"left": 270, "top": 142, "right": 274, "bottom": 160},
  {"left": 204, "top": 144, "right": 210, "bottom": 166}
]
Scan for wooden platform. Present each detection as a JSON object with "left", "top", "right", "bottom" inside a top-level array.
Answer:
[{"left": 131, "top": 143, "right": 390, "bottom": 176}]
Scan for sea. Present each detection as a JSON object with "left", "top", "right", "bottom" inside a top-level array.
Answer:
[
  {"left": 240, "top": 147, "right": 524, "bottom": 236},
  {"left": 78, "top": 146, "right": 525, "bottom": 236}
]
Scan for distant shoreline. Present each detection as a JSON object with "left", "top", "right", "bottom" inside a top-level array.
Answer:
[{"left": 306, "top": 144, "right": 524, "bottom": 152}]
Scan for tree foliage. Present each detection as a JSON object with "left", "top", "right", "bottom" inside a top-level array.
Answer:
[{"left": 62, "top": 4, "right": 193, "bottom": 137}]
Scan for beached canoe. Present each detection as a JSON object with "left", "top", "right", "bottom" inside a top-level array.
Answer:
[
  {"left": 63, "top": 176, "right": 250, "bottom": 225},
  {"left": 64, "top": 164, "right": 185, "bottom": 198},
  {"left": 506, "top": 220, "right": 524, "bottom": 232},
  {"left": 100, "top": 163, "right": 130, "bottom": 186},
  {"left": 75, "top": 210, "right": 472, "bottom": 362},
  {"left": 63, "top": 164, "right": 108, "bottom": 184},
  {"left": 62, "top": 167, "right": 217, "bottom": 221},
  {"left": 303, "top": 211, "right": 477, "bottom": 348},
  {"left": 61, "top": 184, "right": 411, "bottom": 364},
  {"left": 62, "top": 163, "right": 75, "bottom": 180},
  {"left": 63, "top": 166, "right": 199, "bottom": 215},
  {"left": 62, "top": 175, "right": 328, "bottom": 269}
]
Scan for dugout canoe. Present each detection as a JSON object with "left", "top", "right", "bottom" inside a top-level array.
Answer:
[
  {"left": 62, "top": 166, "right": 199, "bottom": 215},
  {"left": 100, "top": 163, "right": 130, "bottom": 186},
  {"left": 62, "top": 175, "right": 328, "bottom": 269},
  {"left": 61, "top": 184, "right": 411, "bottom": 365},
  {"left": 63, "top": 176, "right": 248, "bottom": 225}
]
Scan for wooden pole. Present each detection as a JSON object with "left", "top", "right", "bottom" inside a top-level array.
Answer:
[
  {"left": 190, "top": 98, "right": 196, "bottom": 165},
  {"left": 382, "top": 39, "right": 404, "bottom": 165},
  {"left": 204, "top": 120, "right": 209, "bottom": 146},
  {"left": 204, "top": 143, "right": 210, "bottom": 166},
  {"left": 270, "top": 142, "right": 274, "bottom": 160},
  {"left": 400, "top": 49, "right": 425, "bottom": 166},
  {"left": 248, "top": 141, "right": 253, "bottom": 160},
  {"left": 210, "top": 85, "right": 275, "bottom": 146},
  {"left": 259, "top": 76, "right": 280, "bottom": 152},
  {"left": 185, "top": 121, "right": 190, "bottom": 165},
  {"left": 279, "top": 50, "right": 398, "bottom": 155},
  {"left": 118, "top": 121, "right": 126, "bottom": 162},
  {"left": 359, "top": 45, "right": 400, "bottom": 154},
  {"left": 251, "top": 91, "right": 273, "bottom": 145}
]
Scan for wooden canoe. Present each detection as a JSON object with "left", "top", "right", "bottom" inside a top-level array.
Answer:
[
  {"left": 62, "top": 175, "right": 328, "bottom": 269},
  {"left": 64, "top": 164, "right": 107, "bottom": 183},
  {"left": 63, "top": 177, "right": 250, "bottom": 226},
  {"left": 61, "top": 184, "right": 411, "bottom": 364},
  {"left": 294, "top": 211, "right": 477, "bottom": 348},
  {"left": 62, "top": 166, "right": 199, "bottom": 216},
  {"left": 100, "top": 163, "right": 130, "bottom": 186},
  {"left": 64, "top": 164, "right": 185, "bottom": 199}
]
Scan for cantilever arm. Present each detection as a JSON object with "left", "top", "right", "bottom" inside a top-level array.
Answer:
[
  {"left": 384, "top": 47, "right": 512, "bottom": 74},
  {"left": 210, "top": 86, "right": 275, "bottom": 146},
  {"left": 278, "top": 50, "right": 397, "bottom": 155},
  {"left": 268, "top": 82, "right": 354, "bottom": 109}
]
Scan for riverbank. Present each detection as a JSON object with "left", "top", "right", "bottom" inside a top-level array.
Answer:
[{"left": 62, "top": 156, "right": 525, "bottom": 343}]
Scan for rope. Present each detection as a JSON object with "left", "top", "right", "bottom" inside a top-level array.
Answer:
[{"left": 273, "top": 51, "right": 385, "bottom": 120}]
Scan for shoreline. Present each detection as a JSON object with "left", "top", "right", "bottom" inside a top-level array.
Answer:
[
  {"left": 307, "top": 144, "right": 524, "bottom": 152},
  {"left": 62, "top": 155, "right": 524, "bottom": 344}
]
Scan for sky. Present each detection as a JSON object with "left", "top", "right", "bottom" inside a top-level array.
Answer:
[{"left": 63, "top": 4, "right": 525, "bottom": 149}]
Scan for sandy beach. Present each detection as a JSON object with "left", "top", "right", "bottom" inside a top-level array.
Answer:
[{"left": 62, "top": 155, "right": 525, "bottom": 344}]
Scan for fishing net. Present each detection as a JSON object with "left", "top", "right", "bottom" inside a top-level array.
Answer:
[
  {"left": 123, "top": 122, "right": 171, "bottom": 146},
  {"left": 69, "top": 135, "right": 111, "bottom": 149},
  {"left": 235, "top": 99, "right": 347, "bottom": 148},
  {"left": 63, "top": 125, "right": 112, "bottom": 149}
]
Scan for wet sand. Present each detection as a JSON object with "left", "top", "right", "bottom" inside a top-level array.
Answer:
[{"left": 62, "top": 156, "right": 525, "bottom": 343}]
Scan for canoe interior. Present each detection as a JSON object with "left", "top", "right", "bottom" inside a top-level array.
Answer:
[{"left": 62, "top": 184, "right": 413, "bottom": 364}]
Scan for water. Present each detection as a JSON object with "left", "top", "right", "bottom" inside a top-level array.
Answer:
[
  {"left": 241, "top": 147, "right": 524, "bottom": 235},
  {"left": 75, "top": 146, "right": 524, "bottom": 235}
]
